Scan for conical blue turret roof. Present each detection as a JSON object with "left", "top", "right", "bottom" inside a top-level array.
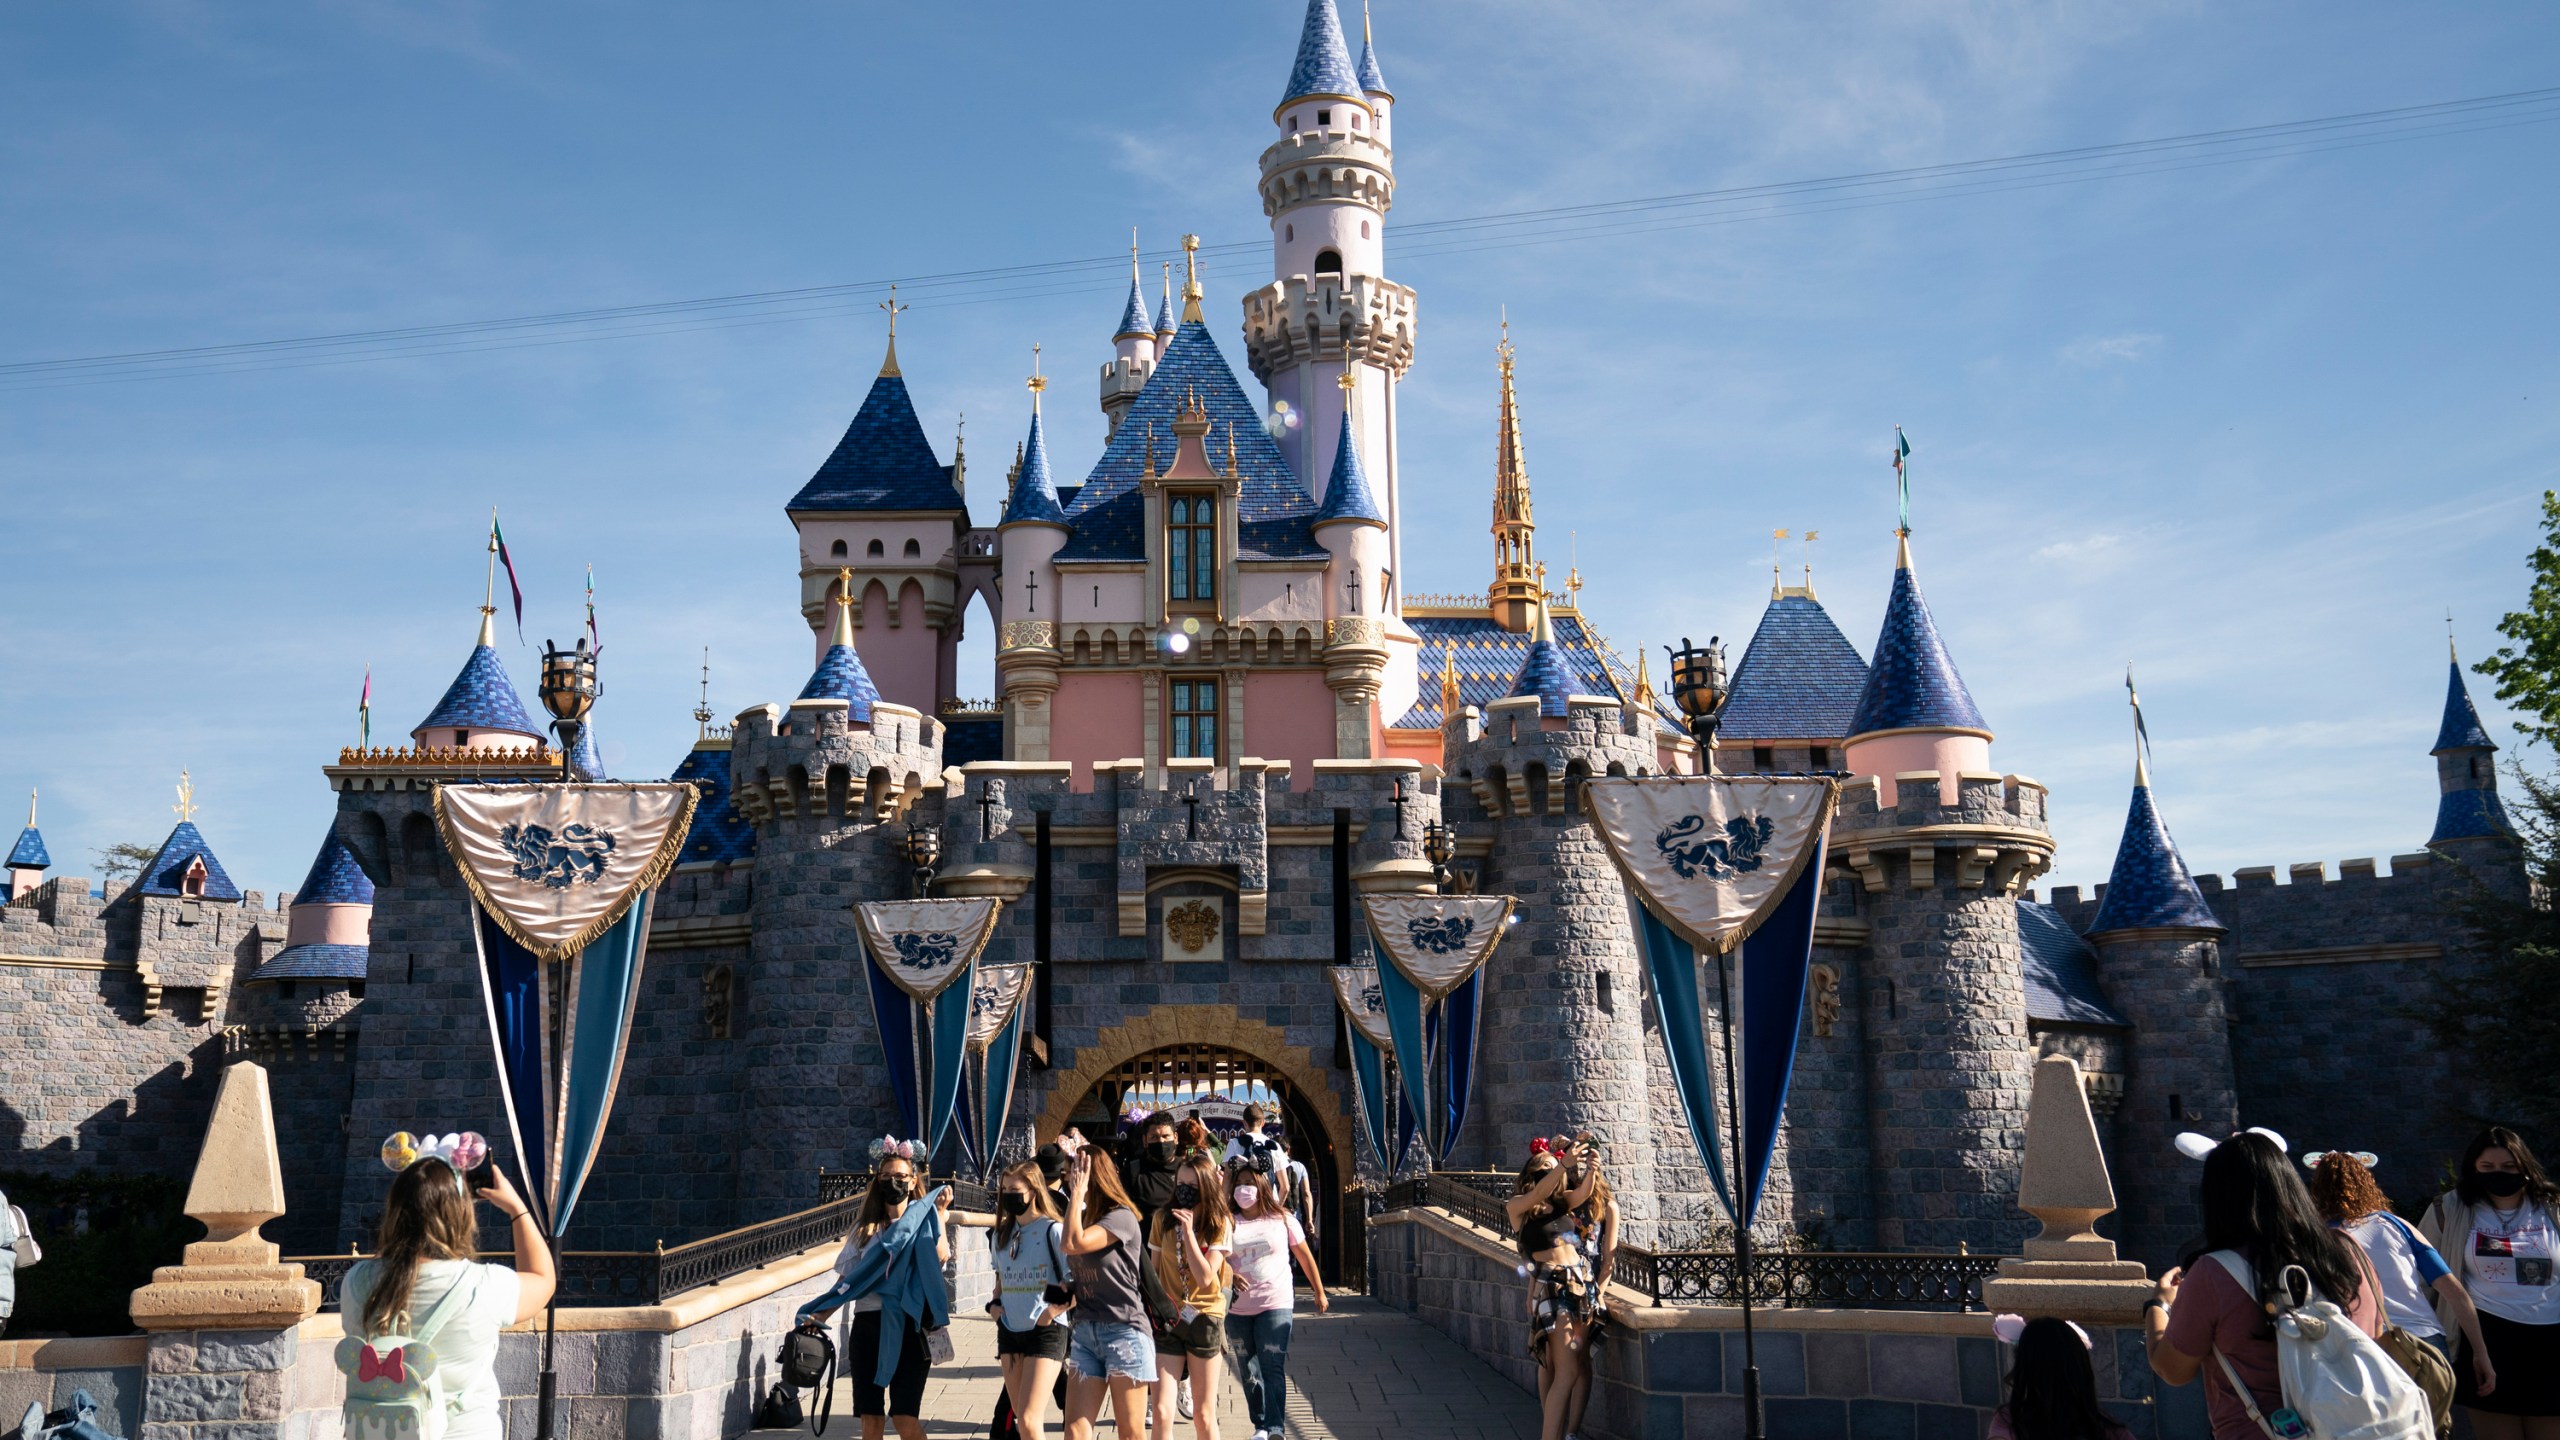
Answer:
[
  {"left": 2432, "top": 660, "right": 2496, "bottom": 753},
  {"left": 786, "top": 370, "right": 964, "bottom": 514},
  {"left": 139, "top": 821, "right": 243, "bottom": 901},
  {"left": 671, "top": 741, "right": 758, "bottom": 865},
  {"left": 799, "top": 594, "right": 883, "bottom": 721},
  {"left": 1721, "top": 594, "right": 1871, "bottom": 743},
  {"left": 418, "top": 639, "right": 542, "bottom": 738},
  {"left": 1280, "top": 0, "right": 1362, "bottom": 107},
  {"left": 569, "top": 722, "right": 608, "bottom": 781},
  {"left": 1154, "top": 285, "right": 1177, "bottom": 339},
  {"left": 1000, "top": 409, "right": 1069, "bottom": 527},
  {"left": 1508, "top": 609, "right": 1577, "bottom": 718},
  {"left": 2432, "top": 787, "right": 2516, "bottom": 843},
  {"left": 2088, "top": 784, "right": 2222, "bottom": 934},
  {"left": 294, "top": 829, "right": 374, "bottom": 906},
  {"left": 1115, "top": 270, "right": 1153, "bottom": 340},
  {"left": 8, "top": 824, "right": 48, "bottom": 870},
  {"left": 1356, "top": 12, "right": 1390, "bottom": 95},
  {"left": 1314, "top": 409, "right": 1384, "bottom": 526},
  {"left": 1846, "top": 545, "right": 1987, "bottom": 738}
]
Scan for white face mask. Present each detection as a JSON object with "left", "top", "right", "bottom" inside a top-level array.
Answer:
[{"left": 1233, "top": 1185, "right": 1259, "bottom": 1210}]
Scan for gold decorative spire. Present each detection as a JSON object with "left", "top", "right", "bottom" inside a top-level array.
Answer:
[
  {"left": 1026, "top": 342, "right": 1046, "bottom": 413},
  {"left": 1180, "top": 234, "right": 1204, "bottom": 324},
  {"left": 1633, "top": 647, "right": 1656, "bottom": 708},
  {"left": 879, "top": 283, "right": 908, "bottom": 377},
  {"left": 695, "top": 647, "right": 714, "bottom": 739},
  {"left": 1488, "top": 312, "right": 1540, "bottom": 632},
  {"left": 1224, "top": 421, "right": 1239, "bottom": 478},
  {"left": 173, "top": 769, "right": 197, "bottom": 824},
  {"left": 1440, "top": 649, "right": 1461, "bottom": 717},
  {"left": 831, "top": 566, "right": 858, "bottom": 649}
]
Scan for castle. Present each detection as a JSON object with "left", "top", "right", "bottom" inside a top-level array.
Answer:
[{"left": 0, "top": 0, "right": 2521, "bottom": 1274}]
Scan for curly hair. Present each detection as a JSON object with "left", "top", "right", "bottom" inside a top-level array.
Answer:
[{"left": 2308, "top": 1151, "right": 2390, "bottom": 1223}]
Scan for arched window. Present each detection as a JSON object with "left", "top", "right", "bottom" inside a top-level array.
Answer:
[
  {"left": 1284, "top": 224, "right": 1293, "bottom": 243},
  {"left": 1360, "top": 220, "right": 1370, "bottom": 238},
  {"left": 1167, "top": 494, "right": 1216, "bottom": 607},
  {"left": 1315, "top": 249, "right": 1341, "bottom": 275},
  {"left": 830, "top": 539, "right": 847, "bottom": 558},
  {"left": 867, "top": 538, "right": 885, "bottom": 558},
  {"left": 903, "top": 538, "right": 921, "bottom": 558},
  {"left": 1350, "top": 113, "right": 1362, "bottom": 130}
]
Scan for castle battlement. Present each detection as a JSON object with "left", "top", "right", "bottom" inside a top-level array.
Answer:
[
  {"left": 1829, "top": 771, "right": 2053, "bottom": 895},
  {"left": 727, "top": 698, "right": 941, "bottom": 828}
]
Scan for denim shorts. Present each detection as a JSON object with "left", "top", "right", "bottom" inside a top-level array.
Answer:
[{"left": 1068, "top": 1319, "right": 1157, "bottom": 1382}]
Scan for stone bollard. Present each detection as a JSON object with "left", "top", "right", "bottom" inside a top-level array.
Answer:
[
  {"left": 127, "top": 1062, "right": 323, "bottom": 1440},
  {"left": 1979, "top": 1055, "right": 2154, "bottom": 1322}
]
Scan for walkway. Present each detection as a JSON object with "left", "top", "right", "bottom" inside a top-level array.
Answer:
[{"left": 806, "top": 1295, "right": 1540, "bottom": 1439}]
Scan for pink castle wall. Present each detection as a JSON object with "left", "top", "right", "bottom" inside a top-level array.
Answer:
[
  {"left": 1052, "top": 671, "right": 1143, "bottom": 791},
  {"left": 849, "top": 578, "right": 943, "bottom": 717},
  {"left": 1244, "top": 671, "right": 1338, "bottom": 790}
]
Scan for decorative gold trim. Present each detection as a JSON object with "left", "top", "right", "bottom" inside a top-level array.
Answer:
[{"left": 432, "top": 783, "right": 700, "bottom": 964}]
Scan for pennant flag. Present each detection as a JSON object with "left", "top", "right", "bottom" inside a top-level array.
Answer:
[
  {"left": 2126, "top": 665, "right": 2151, "bottom": 770},
  {"left": 444, "top": 781, "right": 699, "bottom": 1238},
  {"left": 358, "top": 667, "right": 371, "bottom": 749},
  {"left": 1588, "top": 775, "right": 1838, "bottom": 1228},
  {"left": 1330, "top": 967, "right": 1398, "bottom": 1171},
  {"left": 966, "top": 965, "right": 1032, "bottom": 1180},
  {"left": 854, "top": 897, "right": 1004, "bottom": 1161},
  {"left": 491, "top": 513, "right": 525, "bottom": 641},
  {"left": 1362, "top": 894, "right": 1513, "bottom": 1160},
  {"left": 584, "top": 564, "right": 602, "bottom": 657},
  {"left": 1893, "top": 427, "right": 1913, "bottom": 534},
  {"left": 1437, "top": 967, "right": 1484, "bottom": 1164}
]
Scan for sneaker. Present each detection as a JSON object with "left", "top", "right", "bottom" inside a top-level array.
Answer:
[{"left": 1177, "top": 1378, "right": 1194, "bottom": 1419}]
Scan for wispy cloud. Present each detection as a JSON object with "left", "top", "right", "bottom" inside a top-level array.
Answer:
[{"left": 2058, "top": 331, "right": 2162, "bottom": 366}]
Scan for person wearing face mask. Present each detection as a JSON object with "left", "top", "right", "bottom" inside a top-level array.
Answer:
[
  {"left": 812, "top": 1150, "right": 951, "bottom": 1440},
  {"left": 2421, "top": 1127, "right": 2560, "bottom": 1438},
  {"left": 985, "top": 1162, "right": 1074, "bottom": 1440},
  {"left": 1223, "top": 1160, "right": 1325, "bottom": 1440},
  {"left": 1122, "top": 1114, "right": 1189, "bottom": 1421},
  {"left": 1146, "top": 1152, "right": 1232, "bottom": 1440}
]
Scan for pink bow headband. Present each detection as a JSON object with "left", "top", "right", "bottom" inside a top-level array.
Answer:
[
  {"left": 2302, "top": 1150, "right": 2380, "bottom": 1170},
  {"left": 379, "top": 1130, "right": 488, "bottom": 1173},
  {"left": 868, "top": 1135, "right": 922, "bottom": 1164},
  {"left": 2174, "top": 1127, "right": 2287, "bottom": 1162},
  {"left": 1992, "top": 1314, "right": 2091, "bottom": 1349}
]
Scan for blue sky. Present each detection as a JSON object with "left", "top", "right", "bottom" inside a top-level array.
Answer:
[{"left": 2, "top": 1, "right": 2554, "bottom": 897}]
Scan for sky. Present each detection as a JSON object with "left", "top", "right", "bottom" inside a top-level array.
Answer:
[{"left": 1, "top": 1, "right": 2555, "bottom": 898}]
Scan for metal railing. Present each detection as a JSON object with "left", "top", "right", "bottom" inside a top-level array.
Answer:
[
  {"left": 1374, "top": 1171, "right": 1997, "bottom": 1312},
  {"left": 816, "top": 1169, "right": 994, "bottom": 1213}
]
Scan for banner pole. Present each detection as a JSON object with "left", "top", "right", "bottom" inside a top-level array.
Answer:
[{"left": 1713, "top": 945, "right": 1764, "bottom": 1440}]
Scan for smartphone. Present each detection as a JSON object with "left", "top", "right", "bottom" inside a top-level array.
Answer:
[
  {"left": 465, "top": 1158, "right": 497, "bottom": 1192},
  {"left": 1042, "top": 1283, "right": 1073, "bottom": 1306}
]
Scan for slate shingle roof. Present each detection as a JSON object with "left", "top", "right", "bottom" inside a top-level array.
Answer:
[
  {"left": 1721, "top": 595, "right": 1870, "bottom": 743},
  {"left": 251, "top": 943, "right": 369, "bottom": 983},
  {"left": 294, "top": 830, "right": 375, "bottom": 906},
  {"left": 1154, "top": 288, "right": 1177, "bottom": 339},
  {"left": 1281, "top": 0, "right": 1362, "bottom": 106},
  {"left": 786, "top": 371, "right": 965, "bottom": 514},
  {"left": 1395, "top": 613, "right": 1686, "bottom": 731},
  {"left": 1115, "top": 272, "right": 1153, "bottom": 340},
  {"left": 1314, "top": 409, "right": 1384, "bottom": 526},
  {"left": 2432, "top": 786, "right": 2516, "bottom": 844},
  {"left": 671, "top": 744, "right": 758, "bottom": 865},
  {"left": 139, "top": 821, "right": 243, "bottom": 901},
  {"left": 1846, "top": 555, "right": 1987, "bottom": 738},
  {"left": 2016, "top": 901, "right": 2130, "bottom": 1027},
  {"left": 2433, "top": 660, "right": 2497, "bottom": 753},
  {"left": 1001, "top": 409, "right": 1069, "bottom": 528},
  {"left": 2087, "top": 784, "right": 2223, "bottom": 934},
  {"left": 1059, "top": 321, "right": 1326, "bottom": 563},
  {"left": 419, "top": 645, "right": 542, "bottom": 738},
  {"left": 1356, "top": 21, "right": 1390, "bottom": 95},
  {"left": 569, "top": 722, "right": 609, "bottom": 781},
  {"left": 7, "top": 825, "right": 48, "bottom": 870},
  {"left": 798, "top": 644, "right": 882, "bottom": 720},
  {"left": 943, "top": 717, "right": 1004, "bottom": 768}
]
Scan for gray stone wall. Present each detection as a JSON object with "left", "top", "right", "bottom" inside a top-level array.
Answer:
[{"left": 2088, "top": 931, "right": 2234, "bottom": 1268}]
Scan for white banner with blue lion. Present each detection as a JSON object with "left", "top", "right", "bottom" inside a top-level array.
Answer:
[
  {"left": 1362, "top": 894, "right": 1514, "bottom": 998},
  {"left": 1582, "top": 774, "right": 1832, "bottom": 956},
  {"left": 854, "top": 897, "right": 1003, "bottom": 1003},
  {"left": 434, "top": 782, "right": 698, "bottom": 963}
]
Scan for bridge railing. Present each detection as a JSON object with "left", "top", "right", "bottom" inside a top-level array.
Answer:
[{"left": 1373, "top": 1170, "right": 1997, "bottom": 1312}]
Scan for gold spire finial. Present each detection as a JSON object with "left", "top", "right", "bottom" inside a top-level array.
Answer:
[
  {"left": 1489, "top": 313, "right": 1539, "bottom": 631},
  {"left": 1144, "top": 423, "right": 1157, "bottom": 479},
  {"left": 173, "top": 769, "right": 196, "bottom": 824},
  {"left": 953, "top": 412, "right": 966, "bottom": 498},
  {"left": 1027, "top": 342, "right": 1046, "bottom": 409},
  {"left": 25, "top": 787, "right": 36, "bottom": 828},
  {"left": 829, "top": 566, "right": 858, "bottom": 648},
  {"left": 2449, "top": 608, "right": 2459, "bottom": 662},
  {"left": 1180, "top": 234, "right": 1204, "bottom": 323},
  {"left": 695, "top": 647, "right": 714, "bottom": 737},
  {"left": 1364, "top": 0, "right": 1374, "bottom": 47},
  {"left": 1566, "top": 531, "right": 1581, "bottom": 605},
  {"left": 878, "top": 283, "right": 908, "bottom": 377},
  {"left": 1337, "top": 368, "right": 1357, "bottom": 393},
  {"left": 1440, "top": 649, "right": 1461, "bottom": 716},
  {"left": 1225, "top": 421, "right": 1239, "bottom": 478},
  {"left": 1633, "top": 647, "right": 1656, "bottom": 708}
]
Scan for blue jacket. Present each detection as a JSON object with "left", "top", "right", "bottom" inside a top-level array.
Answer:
[{"left": 796, "top": 1189, "right": 949, "bottom": 1385}]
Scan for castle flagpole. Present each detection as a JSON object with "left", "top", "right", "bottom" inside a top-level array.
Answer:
[{"left": 1713, "top": 945, "right": 1765, "bottom": 1440}]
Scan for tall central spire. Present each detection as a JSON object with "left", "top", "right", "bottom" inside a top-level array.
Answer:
[{"left": 1489, "top": 317, "right": 1540, "bottom": 632}]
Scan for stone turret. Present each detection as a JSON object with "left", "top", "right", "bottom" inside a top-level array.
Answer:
[
  {"left": 1444, "top": 613, "right": 1666, "bottom": 1239},
  {"left": 2428, "top": 647, "right": 2516, "bottom": 864},
  {"left": 997, "top": 379, "right": 1070, "bottom": 761},
  {"left": 8, "top": 788, "right": 48, "bottom": 901},
  {"left": 1100, "top": 245, "right": 1158, "bottom": 436},
  {"left": 2084, "top": 718, "right": 2234, "bottom": 1267}
]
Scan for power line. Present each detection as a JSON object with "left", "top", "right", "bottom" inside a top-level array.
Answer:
[{"left": 5, "top": 84, "right": 2554, "bottom": 391}]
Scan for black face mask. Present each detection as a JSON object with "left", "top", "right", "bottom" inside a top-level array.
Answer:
[
  {"left": 2482, "top": 1171, "right": 2528, "bottom": 1199},
  {"left": 1171, "top": 1182, "right": 1202, "bottom": 1209},
  {"left": 999, "top": 1192, "right": 1031, "bottom": 1217},
  {"left": 883, "top": 1178, "right": 912, "bottom": 1201},
  {"left": 1146, "top": 1141, "right": 1178, "bottom": 1166}
]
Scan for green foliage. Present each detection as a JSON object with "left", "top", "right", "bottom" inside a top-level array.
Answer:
[
  {"left": 0, "top": 1170, "right": 192, "bottom": 1336},
  {"left": 2478, "top": 490, "right": 2560, "bottom": 749},
  {"left": 92, "top": 842, "right": 160, "bottom": 887}
]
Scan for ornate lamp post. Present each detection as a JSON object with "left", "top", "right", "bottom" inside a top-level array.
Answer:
[
  {"left": 1423, "top": 819, "right": 1458, "bottom": 891},
  {"left": 537, "top": 637, "right": 600, "bottom": 783},
  {"left": 904, "top": 814, "right": 941, "bottom": 898},
  {"left": 1665, "top": 636, "right": 1729, "bottom": 771}
]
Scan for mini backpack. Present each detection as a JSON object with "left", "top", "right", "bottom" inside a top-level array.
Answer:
[
  {"left": 775, "top": 1323, "right": 835, "bottom": 1436},
  {"left": 2206, "top": 1251, "right": 2430, "bottom": 1440},
  {"left": 337, "top": 1265, "right": 482, "bottom": 1440}
]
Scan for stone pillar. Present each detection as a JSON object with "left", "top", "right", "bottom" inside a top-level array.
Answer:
[
  {"left": 1982, "top": 1055, "right": 2153, "bottom": 1320},
  {"left": 128, "top": 1062, "right": 323, "bottom": 1440},
  {"left": 2088, "top": 927, "right": 2236, "bottom": 1268}
]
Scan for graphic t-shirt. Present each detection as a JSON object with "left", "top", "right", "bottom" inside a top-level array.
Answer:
[
  {"left": 2455, "top": 1201, "right": 2560, "bottom": 1325},
  {"left": 1067, "top": 1206, "right": 1149, "bottom": 1330},
  {"left": 2165, "top": 1250, "right": 2381, "bottom": 1440},
  {"left": 1150, "top": 1219, "right": 1232, "bottom": 1322},
  {"left": 2338, "top": 1211, "right": 2452, "bottom": 1338},
  {"left": 340, "top": 1259, "right": 524, "bottom": 1440},
  {"left": 992, "top": 1218, "right": 1070, "bottom": 1333},
  {"left": 1227, "top": 1214, "right": 1307, "bottom": 1317}
]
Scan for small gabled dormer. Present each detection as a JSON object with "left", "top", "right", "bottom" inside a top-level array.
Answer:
[{"left": 1141, "top": 387, "right": 1243, "bottom": 629}]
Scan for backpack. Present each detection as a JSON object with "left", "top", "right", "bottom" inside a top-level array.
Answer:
[
  {"left": 335, "top": 1265, "right": 481, "bottom": 1440},
  {"left": 2205, "top": 1251, "right": 2431, "bottom": 1440},
  {"left": 775, "top": 1323, "right": 835, "bottom": 1436}
]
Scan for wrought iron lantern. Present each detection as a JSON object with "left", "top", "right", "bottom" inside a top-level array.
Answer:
[
  {"left": 1423, "top": 819, "right": 1458, "bottom": 890},
  {"left": 903, "top": 814, "right": 941, "bottom": 897},
  {"left": 537, "top": 637, "right": 600, "bottom": 782},
  {"left": 1666, "top": 636, "right": 1730, "bottom": 753}
]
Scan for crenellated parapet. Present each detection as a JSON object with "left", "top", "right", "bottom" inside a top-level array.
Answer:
[
  {"left": 1255, "top": 128, "right": 1396, "bottom": 217},
  {"left": 724, "top": 699, "right": 942, "bottom": 831},
  {"left": 1241, "top": 273, "right": 1417, "bottom": 383},
  {"left": 1828, "top": 770, "right": 2054, "bottom": 895}
]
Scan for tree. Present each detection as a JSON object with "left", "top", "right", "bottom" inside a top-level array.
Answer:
[
  {"left": 93, "top": 841, "right": 160, "bottom": 887},
  {"left": 2477, "top": 491, "right": 2560, "bottom": 746}
]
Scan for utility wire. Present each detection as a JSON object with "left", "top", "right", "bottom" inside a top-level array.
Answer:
[{"left": 4, "top": 84, "right": 2554, "bottom": 391}]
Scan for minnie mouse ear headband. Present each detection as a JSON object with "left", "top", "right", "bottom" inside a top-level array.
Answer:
[
  {"left": 2302, "top": 1150, "right": 2380, "bottom": 1170},
  {"left": 868, "top": 1135, "right": 923, "bottom": 1164},
  {"left": 1992, "top": 1314, "right": 2092, "bottom": 1350},
  {"left": 2174, "top": 1127, "right": 2288, "bottom": 1162},
  {"left": 1529, "top": 1138, "right": 1554, "bottom": 1157},
  {"left": 379, "top": 1130, "right": 488, "bottom": 1173}
]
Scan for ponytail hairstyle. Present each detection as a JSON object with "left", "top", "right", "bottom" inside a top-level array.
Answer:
[
  {"left": 993, "top": 1161, "right": 1058, "bottom": 1249},
  {"left": 365, "top": 1158, "right": 478, "bottom": 1337}
]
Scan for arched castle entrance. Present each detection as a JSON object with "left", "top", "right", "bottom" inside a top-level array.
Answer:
[{"left": 1039, "top": 1006, "right": 1357, "bottom": 1279}]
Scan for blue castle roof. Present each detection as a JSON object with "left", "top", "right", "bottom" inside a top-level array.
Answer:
[
  {"left": 569, "top": 722, "right": 608, "bottom": 781},
  {"left": 1397, "top": 613, "right": 1686, "bottom": 731},
  {"left": 139, "top": 820, "right": 243, "bottom": 902},
  {"left": 671, "top": 743, "right": 758, "bottom": 865},
  {"left": 799, "top": 641, "right": 882, "bottom": 719},
  {"left": 1356, "top": 17, "right": 1390, "bottom": 95},
  {"left": 1001, "top": 408, "right": 1069, "bottom": 527},
  {"left": 1506, "top": 609, "right": 1585, "bottom": 718},
  {"left": 294, "top": 829, "right": 375, "bottom": 906},
  {"left": 1846, "top": 550, "right": 1987, "bottom": 738},
  {"left": 2087, "top": 784, "right": 2223, "bottom": 934},
  {"left": 1059, "top": 321, "right": 1325, "bottom": 563},
  {"left": 8, "top": 825, "right": 48, "bottom": 870},
  {"left": 251, "top": 944, "right": 369, "bottom": 984},
  {"left": 2016, "top": 901, "right": 2129, "bottom": 1027},
  {"left": 1314, "top": 409, "right": 1384, "bottom": 526},
  {"left": 1281, "top": 0, "right": 1363, "bottom": 107},
  {"left": 786, "top": 371, "right": 964, "bottom": 514},
  {"left": 1115, "top": 270, "right": 1153, "bottom": 339},
  {"left": 419, "top": 643, "right": 542, "bottom": 738},
  {"left": 2433, "top": 660, "right": 2497, "bottom": 753},
  {"left": 1721, "top": 594, "right": 1870, "bottom": 744},
  {"left": 2432, "top": 787, "right": 2516, "bottom": 844},
  {"left": 943, "top": 716, "right": 1004, "bottom": 768},
  {"left": 1154, "top": 286, "right": 1177, "bottom": 337}
]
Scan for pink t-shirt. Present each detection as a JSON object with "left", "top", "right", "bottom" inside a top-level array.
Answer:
[
  {"left": 1226, "top": 1213, "right": 1306, "bottom": 1316},
  {"left": 2164, "top": 1251, "right": 2381, "bottom": 1440}
]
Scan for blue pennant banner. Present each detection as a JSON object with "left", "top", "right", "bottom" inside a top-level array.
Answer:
[
  {"left": 1437, "top": 967, "right": 1482, "bottom": 1165},
  {"left": 968, "top": 965, "right": 1032, "bottom": 1180},
  {"left": 1362, "top": 894, "right": 1515, "bottom": 1161},
  {"left": 855, "top": 897, "right": 1005, "bottom": 1162},
  {"left": 1328, "top": 967, "right": 1398, "bottom": 1172}
]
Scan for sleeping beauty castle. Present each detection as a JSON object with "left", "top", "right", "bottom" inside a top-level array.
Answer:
[{"left": 0, "top": 0, "right": 2521, "bottom": 1276}]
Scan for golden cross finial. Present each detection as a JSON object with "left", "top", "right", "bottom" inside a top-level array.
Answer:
[
  {"left": 880, "top": 283, "right": 906, "bottom": 339},
  {"left": 1027, "top": 342, "right": 1047, "bottom": 405},
  {"left": 173, "top": 769, "right": 196, "bottom": 823},
  {"left": 1497, "top": 306, "right": 1513, "bottom": 367},
  {"left": 836, "top": 566, "right": 855, "bottom": 605},
  {"left": 1180, "top": 233, "right": 1204, "bottom": 322},
  {"left": 1633, "top": 646, "right": 1656, "bottom": 707}
]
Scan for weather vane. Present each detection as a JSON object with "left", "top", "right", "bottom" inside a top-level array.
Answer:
[
  {"left": 173, "top": 769, "right": 196, "bottom": 823},
  {"left": 879, "top": 283, "right": 906, "bottom": 340}
]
